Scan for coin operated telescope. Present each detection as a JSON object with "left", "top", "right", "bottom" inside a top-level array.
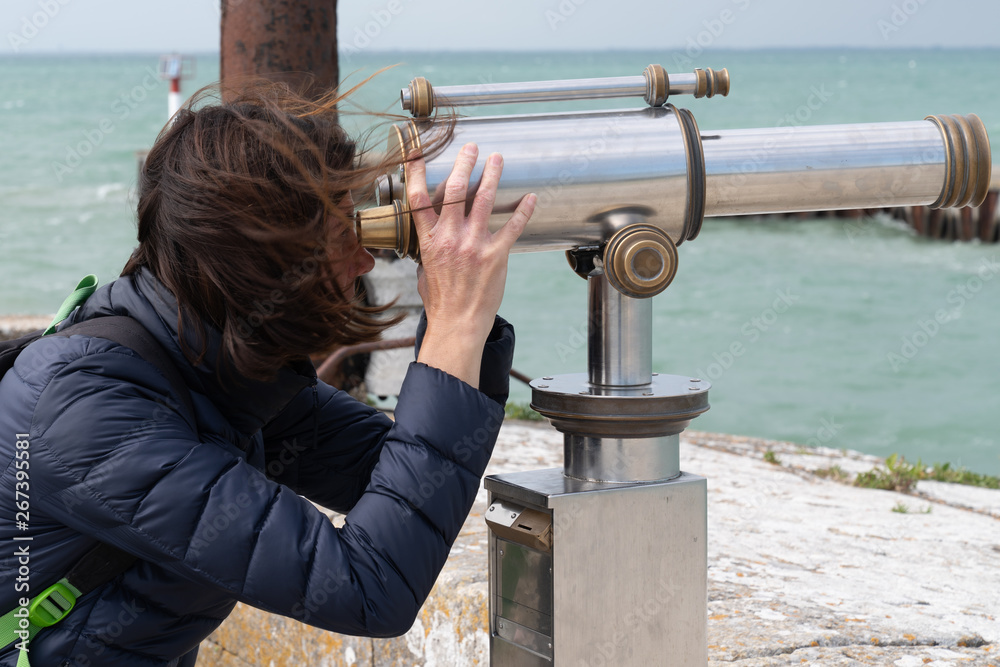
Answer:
[{"left": 356, "top": 65, "right": 991, "bottom": 665}]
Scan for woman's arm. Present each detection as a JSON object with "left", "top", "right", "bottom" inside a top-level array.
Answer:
[
  {"left": 262, "top": 312, "right": 515, "bottom": 512},
  {"left": 23, "top": 338, "right": 505, "bottom": 637},
  {"left": 266, "top": 145, "right": 531, "bottom": 511}
]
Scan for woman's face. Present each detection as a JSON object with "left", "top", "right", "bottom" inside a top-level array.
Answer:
[{"left": 329, "top": 193, "right": 375, "bottom": 295}]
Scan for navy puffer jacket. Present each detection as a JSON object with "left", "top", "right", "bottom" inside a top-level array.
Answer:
[{"left": 0, "top": 268, "right": 513, "bottom": 666}]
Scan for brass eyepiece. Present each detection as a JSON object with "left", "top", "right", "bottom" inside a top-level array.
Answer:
[{"left": 355, "top": 201, "right": 418, "bottom": 260}]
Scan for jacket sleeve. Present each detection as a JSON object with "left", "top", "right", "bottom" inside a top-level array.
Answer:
[
  {"left": 26, "top": 335, "right": 507, "bottom": 637},
  {"left": 263, "top": 313, "right": 515, "bottom": 511},
  {"left": 260, "top": 383, "right": 392, "bottom": 513},
  {"left": 415, "top": 312, "right": 515, "bottom": 406}
]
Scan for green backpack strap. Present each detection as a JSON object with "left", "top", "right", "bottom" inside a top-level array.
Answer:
[
  {"left": 0, "top": 541, "right": 137, "bottom": 664},
  {"left": 42, "top": 275, "right": 99, "bottom": 336},
  {"left": 0, "top": 577, "right": 82, "bottom": 667}
]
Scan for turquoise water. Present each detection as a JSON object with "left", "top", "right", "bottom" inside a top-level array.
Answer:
[{"left": 1, "top": 50, "right": 998, "bottom": 474}]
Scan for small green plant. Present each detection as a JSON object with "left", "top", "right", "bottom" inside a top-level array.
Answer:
[
  {"left": 814, "top": 465, "right": 850, "bottom": 482},
  {"left": 763, "top": 450, "right": 781, "bottom": 465},
  {"left": 504, "top": 402, "right": 545, "bottom": 422},
  {"left": 854, "top": 453, "right": 1000, "bottom": 492},
  {"left": 920, "top": 505, "right": 933, "bottom": 514},
  {"left": 891, "top": 502, "right": 909, "bottom": 513},
  {"left": 854, "top": 453, "right": 922, "bottom": 492}
]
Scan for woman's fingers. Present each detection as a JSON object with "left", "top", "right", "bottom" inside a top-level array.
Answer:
[
  {"left": 469, "top": 152, "right": 502, "bottom": 225},
  {"left": 404, "top": 153, "right": 436, "bottom": 237},
  {"left": 439, "top": 143, "right": 480, "bottom": 225},
  {"left": 407, "top": 143, "right": 534, "bottom": 257},
  {"left": 493, "top": 192, "right": 537, "bottom": 252}
]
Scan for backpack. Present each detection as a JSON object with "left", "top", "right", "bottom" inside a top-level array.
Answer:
[{"left": 0, "top": 276, "right": 195, "bottom": 666}]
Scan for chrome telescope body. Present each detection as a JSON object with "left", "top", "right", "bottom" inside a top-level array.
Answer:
[
  {"left": 359, "top": 65, "right": 991, "bottom": 298},
  {"left": 358, "top": 66, "right": 992, "bottom": 667}
]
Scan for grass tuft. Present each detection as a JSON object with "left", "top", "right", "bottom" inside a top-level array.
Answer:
[
  {"left": 504, "top": 402, "right": 545, "bottom": 422},
  {"left": 854, "top": 453, "right": 1000, "bottom": 492}
]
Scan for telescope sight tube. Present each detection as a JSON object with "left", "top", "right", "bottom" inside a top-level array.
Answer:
[{"left": 401, "top": 64, "right": 730, "bottom": 117}]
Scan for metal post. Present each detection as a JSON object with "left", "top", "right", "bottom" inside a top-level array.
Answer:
[{"left": 587, "top": 272, "right": 652, "bottom": 388}]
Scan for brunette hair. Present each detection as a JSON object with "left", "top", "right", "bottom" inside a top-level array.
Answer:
[{"left": 123, "top": 77, "right": 416, "bottom": 382}]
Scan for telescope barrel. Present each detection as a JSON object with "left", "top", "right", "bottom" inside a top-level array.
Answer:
[
  {"left": 357, "top": 108, "right": 991, "bottom": 259},
  {"left": 703, "top": 117, "right": 991, "bottom": 216}
]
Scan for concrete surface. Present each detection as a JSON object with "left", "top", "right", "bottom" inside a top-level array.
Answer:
[{"left": 197, "top": 422, "right": 999, "bottom": 666}]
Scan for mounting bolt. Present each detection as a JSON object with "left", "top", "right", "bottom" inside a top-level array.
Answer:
[
  {"left": 690, "top": 378, "right": 701, "bottom": 382},
  {"left": 542, "top": 376, "right": 554, "bottom": 380}
]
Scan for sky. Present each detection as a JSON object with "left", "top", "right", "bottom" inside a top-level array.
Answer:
[{"left": 2, "top": 0, "right": 999, "bottom": 55}]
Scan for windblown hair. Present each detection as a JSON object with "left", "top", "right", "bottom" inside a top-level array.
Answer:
[{"left": 123, "top": 76, "right": 438, "bottom": 382}]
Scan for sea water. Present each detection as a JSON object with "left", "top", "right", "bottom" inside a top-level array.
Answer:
[{"left": 1, "top": 49, "right": 998, "bottom": 474}]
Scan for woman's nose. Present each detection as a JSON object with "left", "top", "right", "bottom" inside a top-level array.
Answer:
[{"left": 352, "top": 246, "right": 376, "bottom": 280}]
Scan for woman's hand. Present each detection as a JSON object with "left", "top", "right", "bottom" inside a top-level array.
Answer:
[{"left": 406, "top": 143, "right": 536, "bottom": 389}]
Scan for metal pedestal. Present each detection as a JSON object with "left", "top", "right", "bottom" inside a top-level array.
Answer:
[
  {"left": 486, "top": 469, "right": 706, "bottom": 666},
  {"left": 486, "top": 264, "right": 710, "bottom": 666}
]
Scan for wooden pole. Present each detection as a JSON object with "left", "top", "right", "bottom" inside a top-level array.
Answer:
[{"left": 221, "top": 0, "right": 339, "bottom": 100}]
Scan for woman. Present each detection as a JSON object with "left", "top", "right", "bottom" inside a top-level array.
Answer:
[{"left": 0, "top": 80, "right": 536, "bottom": 666}]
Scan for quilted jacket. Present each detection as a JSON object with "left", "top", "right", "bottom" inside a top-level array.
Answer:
[{"left": 0, "top": 268, "right": 513, "bottom": 666}]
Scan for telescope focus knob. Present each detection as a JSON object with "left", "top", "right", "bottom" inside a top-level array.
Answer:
[{"left": 603, "top": 224, "right": 679, "bottom": 298}]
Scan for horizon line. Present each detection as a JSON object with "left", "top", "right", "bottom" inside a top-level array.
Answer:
[{"left": 3, "top": 45, "right": 1000, "bottom": 57}]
